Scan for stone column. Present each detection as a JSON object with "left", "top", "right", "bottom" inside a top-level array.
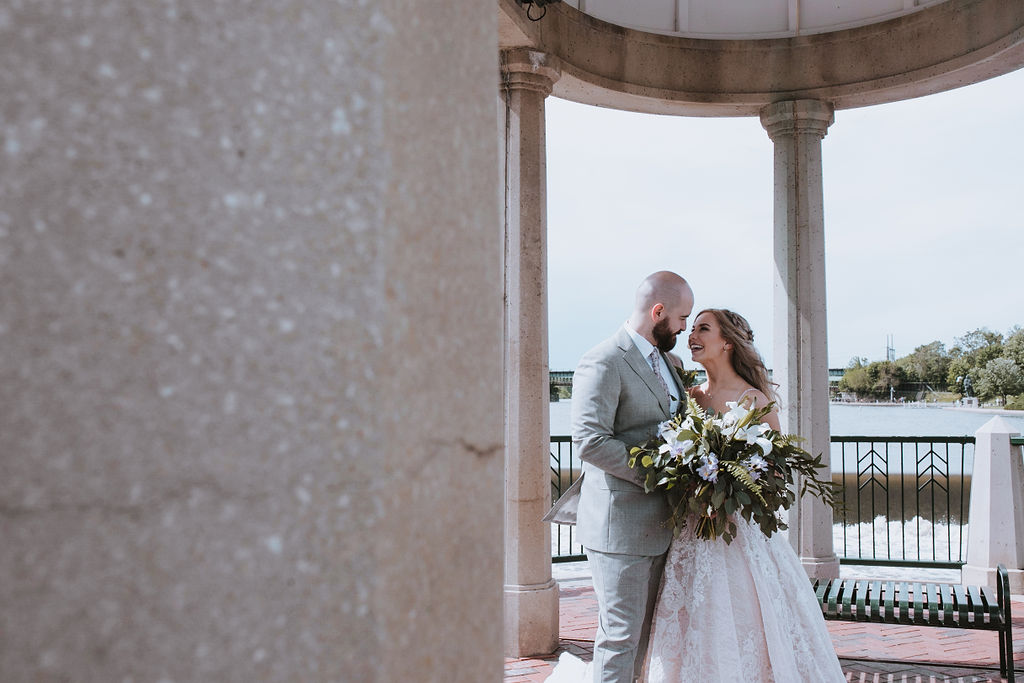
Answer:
[
  {"left": 500, "top": 48, "right": 561, "bottom": 657},
  {"left": 0, "top": 3, "right": 503, "bottom": 682},
  {"left": 759, "top": 99, "right": 840, "bottom": 579},
  {"left": 963, "top": 418, "right": 1024, "bottom": 592}
]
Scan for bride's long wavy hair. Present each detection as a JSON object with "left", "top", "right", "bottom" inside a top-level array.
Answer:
[{"left": 696, "top": 308, "right": 778, "bottom": 403}]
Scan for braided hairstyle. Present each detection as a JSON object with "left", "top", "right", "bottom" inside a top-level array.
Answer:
[{"left": 695, "top": 308, "right": 778, "bottom": 403}]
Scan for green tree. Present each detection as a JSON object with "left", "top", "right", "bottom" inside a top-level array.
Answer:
[
  {"left": 976, "top": 357, "right": 1024, "bottom": 405},
  {"left": 946, "top": 328, "right": 1004, "bottom": 392},
  {"left": 1003, "top": 326, "right": 1024, "bottom": 368},
  {"left": 896, "top": 341, "right": 949, "bottom": 387},
  {"left": 839, "top": 359, "right": 905, "bottom": 399},
  {"left": 871, "top": 361, "right": 906, "bottom": 398},
  {"left": 839, "top": 357, "right": 873, "bottom": 396},
  {"left": 954, "top": 328, "right": 1004, "bottom": 354}
]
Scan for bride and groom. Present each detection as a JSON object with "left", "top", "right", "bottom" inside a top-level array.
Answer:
[{"left": 545, "top": 271, "right": 844, "bottom": 683}]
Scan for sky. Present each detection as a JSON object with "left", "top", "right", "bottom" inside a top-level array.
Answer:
[{"left": 545, "top": 67, "right": 1024, "bottom": 371}]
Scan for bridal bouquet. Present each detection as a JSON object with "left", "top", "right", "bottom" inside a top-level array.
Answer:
[{"left": 628, "top": 394, "right": 840, "bottom": 543}]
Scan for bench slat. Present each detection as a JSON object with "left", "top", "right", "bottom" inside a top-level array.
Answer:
[
  {"left": 939, "top": 583, "right": 954, "bottom": 626},
  {"left": 897, "top": 582, "right": 911, "bottom": 624},
  {"left": 980, "top": 586, "right": 998, "bottom": 625},
  {"left": 917, "top": 581, "right": 925, "bottom": 626},
  {"left": 884, "top": 581, "right": 895, "bottom": 621},
  {"left": 953, "top": 584, "right": 970, "bottom": 624},
  {"left": 925, "top": 582, "right": 940, "bottom": 625},
  {"left": 814, "top": 579, "right": 830, "bottom": 606},
  {"left": 967, "top": 585, "right": 985, "bottom": 625},
  {"left": 855, "top": 579, "right": 869, "bottom": 620},
  {"left": 826, "top": 578, "right": 843, "bottom": 618},
  {"left": 869, "top": 581, "right": 883, "bottom": 622},
  {"left": 841, "top": 580, "right": 856, "bottom": 619}
]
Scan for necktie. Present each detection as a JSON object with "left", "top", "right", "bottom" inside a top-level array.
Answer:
[{"left": 648, "top": 349, "right": 670, "bottom": 401}]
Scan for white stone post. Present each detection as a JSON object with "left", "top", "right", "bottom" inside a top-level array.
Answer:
[
  {"left": 759, "top": 99, "right": 840, "bottom": 579},
  {"left": 500, "top": 48, "right": 561, "bottom": 657},
  {"left": 0, "top": 3, "right": 504, "bottom": 681},
  {"left": 962, "top": 417, "right": 1024, "bottom": 591}
]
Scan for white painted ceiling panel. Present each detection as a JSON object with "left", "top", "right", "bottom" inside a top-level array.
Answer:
[
  {"left": 685, "top": 0, "right": 789, "bottom": 36},
  {"left": 800, "top": 0, "right": 906, "bottom": 31},
  {"left": 562, "top": 0, "right": 952, "bottom": 39},
  {"left": 577, "top": 0, "right": 677, "bottom": 33}
]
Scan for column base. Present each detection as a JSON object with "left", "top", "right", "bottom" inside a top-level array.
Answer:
[
  {"left": 962, "top": 564, "right": 1024, "bottom": 593},
  {"left": 504, "top": 578, "right": 560, "bottom": 658},
  {"left": 801, "top": 554, "right": 840, "bottom": 580}
]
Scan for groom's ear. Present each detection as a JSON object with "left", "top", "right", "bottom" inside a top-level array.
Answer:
[{"left": 650, "top": 303, "right": 664, "bottom": 321}]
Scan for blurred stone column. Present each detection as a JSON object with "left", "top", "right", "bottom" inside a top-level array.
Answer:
[
  {"left": 963, "top": 418, "right": 1024, "bottom": 591},
  {"left": 0, "top": 3, "right": 503, "bottom": 682},
  {"left": 500, "top": 48, "right": 561, "bottom": 657},
  {"left": 760, "top": 99, "right": 840, "bottom": 579}
]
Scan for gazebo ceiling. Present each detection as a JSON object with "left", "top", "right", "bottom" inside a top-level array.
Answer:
[
  {"left": 499, "top": 0, "right": 1024, "bottom": 116},
  {"left": 564, "top": 0, "right": 950, "bottom": 40}
]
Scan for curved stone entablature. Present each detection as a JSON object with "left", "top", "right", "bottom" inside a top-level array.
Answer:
[{"left": 499, "top": 0, "right": 1024, "bottom": 116}]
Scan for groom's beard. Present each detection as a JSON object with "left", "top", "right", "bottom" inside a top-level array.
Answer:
[{"left": 652, "top": 318, "right": 678, "bottom": 352}]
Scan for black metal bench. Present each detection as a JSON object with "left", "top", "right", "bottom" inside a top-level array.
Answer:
[{"left": 811, "top": 564, "right": 1015, "bottom": 682}]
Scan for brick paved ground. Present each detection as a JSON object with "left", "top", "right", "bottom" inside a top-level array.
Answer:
[{"left": 505, "top": 567, "right": 1024, "bottom": 683}]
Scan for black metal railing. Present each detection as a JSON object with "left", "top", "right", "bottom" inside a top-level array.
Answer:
[
  {"left": 831, "top": 436, "right": 974, "bottom": 568},
  {"left": 550, "top": 436, "right": 586, "bottom": 561},
  {"left": 550, "top": 435, "right": 978, "bottom": 566}
]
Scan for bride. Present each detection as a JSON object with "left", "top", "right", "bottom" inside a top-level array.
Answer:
[{"left": 547, "top": 309, "right": 845, "bottom": 683}]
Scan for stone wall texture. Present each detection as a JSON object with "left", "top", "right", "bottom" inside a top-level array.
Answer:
[{"left": 0, "top": 1, "right": 502, "bottom": 681}]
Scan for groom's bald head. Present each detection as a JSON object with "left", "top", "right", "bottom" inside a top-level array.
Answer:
[
  {"left": 630, "top": 271, "right": 694, "bottom": 351},
  {"left": 634, "top": 271, "right": 691, "bottom": 313}
]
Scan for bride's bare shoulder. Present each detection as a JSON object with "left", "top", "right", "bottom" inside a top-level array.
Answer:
[
  {"left": 738, "top": 387, "right": 771, "bottom": 408},
  {"left": 739, "top": 388, "right": 781, "bottom": 430}
]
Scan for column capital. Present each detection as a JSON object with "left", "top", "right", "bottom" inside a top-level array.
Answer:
[
  {"left": 759, "top": 99, "right": 835, "bottom": 141},
  {"left": 500, "top": 48, "right": 561, "bottom": 96}
]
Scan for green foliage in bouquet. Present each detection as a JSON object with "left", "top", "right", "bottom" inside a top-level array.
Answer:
[
  {"left": 673, "top": 366, "right": 699, "bottom": 393},
  {"left": 628, "top": 394, "right": 841, "bottom": 544}
]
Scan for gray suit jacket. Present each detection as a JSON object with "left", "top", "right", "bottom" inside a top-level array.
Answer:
[{"left": 550, "top": 325, "right": 682, "bottom": 556}]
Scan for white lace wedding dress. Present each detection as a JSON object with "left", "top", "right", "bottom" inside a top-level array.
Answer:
[{"left": 545, "top": 514, "right": 845, "bottom": 682}]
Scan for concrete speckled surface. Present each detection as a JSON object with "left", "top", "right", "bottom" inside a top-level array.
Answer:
[{"left": 1, "top": 2, "right": 502, "bottom": 681}]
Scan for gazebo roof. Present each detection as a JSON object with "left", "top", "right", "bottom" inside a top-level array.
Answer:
[
  {"left": 563, "top": 0, "right": 951, "bottom": 40},
  {"left": 499, "top": 0, "right": 1024, "bottom": 115}
]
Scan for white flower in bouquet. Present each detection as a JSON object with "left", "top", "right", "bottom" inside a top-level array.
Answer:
[
  {"left": 696, "top": 453, "right": 719, "bottom": 482},
  {"left": 743, "top": 453, "right": 769, "bottom": 481},
  {"left": 663, "top": 438, "right": 696, "bottom": 462},
  {"left": 720, "top": 403, "right": 745, "bottom": 429},
  {"left": 658, "top": 419, "right": 698, "bottom": 463},
  {"left": 737, "top": 422, "right": 774, "bottom": 457}
]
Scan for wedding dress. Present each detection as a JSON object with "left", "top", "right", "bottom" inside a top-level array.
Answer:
[{"left": 545, "top": 514, "right": 845, "bottom": 683}]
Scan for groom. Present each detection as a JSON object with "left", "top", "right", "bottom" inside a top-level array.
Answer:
[{"left": 573, "top": 271, "right": 693, "bottom": 683}]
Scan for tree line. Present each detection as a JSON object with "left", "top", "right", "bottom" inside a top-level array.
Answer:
[{"left": 838, "top": 326, "right": 1024, "bottom": 406}]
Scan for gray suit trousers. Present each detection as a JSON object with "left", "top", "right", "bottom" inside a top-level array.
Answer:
[{"left": 587, "top": 547, "right": 667, "bottom": 683}]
